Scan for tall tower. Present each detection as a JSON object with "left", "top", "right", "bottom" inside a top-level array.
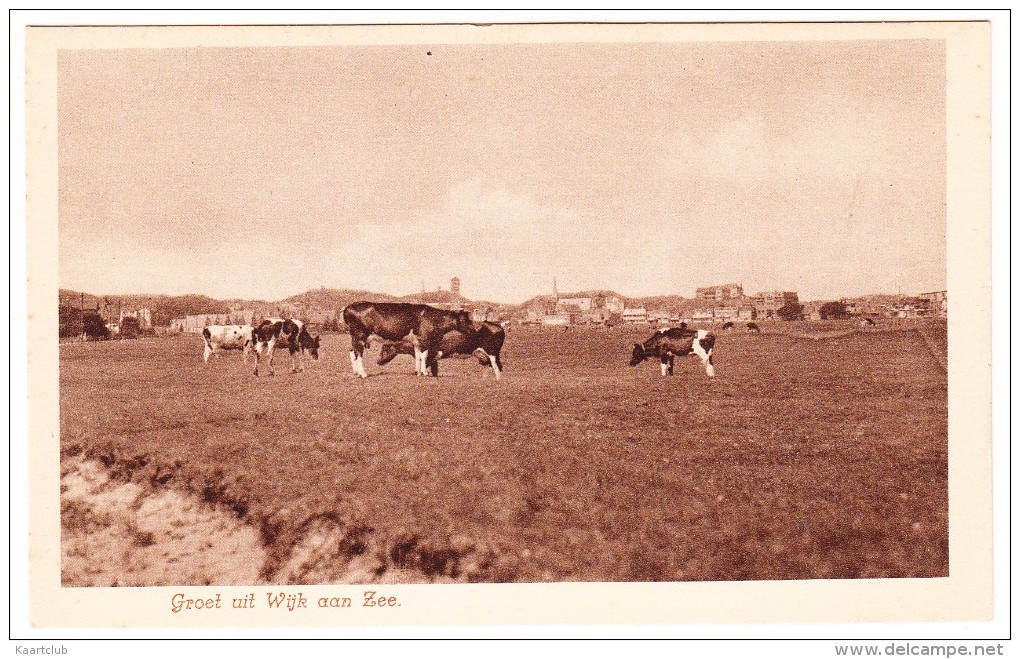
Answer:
[{"left": 450, "top": 277, "right": 461, "bottom": 298}]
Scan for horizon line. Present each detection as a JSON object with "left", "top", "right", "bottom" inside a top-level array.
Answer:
[{"left": 57, "top": 283, "right": 947, "bottom": 307}]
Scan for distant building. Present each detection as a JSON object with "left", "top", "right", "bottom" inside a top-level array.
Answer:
[
  {"left": 753, "top": 291, "right": 799, "bottom": 319},
  {"left": 647, "top": 311, "right": 680, "bottom": 326},
  {"left": 696, "top": 283, "right": 744, "bottom": 301},
  {"left": 622, "top": 307, "right": 648, "bottom": 324},
  {"left": 712, "top": 306, "right": 756, "bottom": 321},
  {"left": 451, "top": 277, "right": 461, "bottom": 298},
  {"left": 691, "top": 310, "right": 715, "bottom": 323},
  {"left": 119, "top": 308, "right": 152, "bottom": 329},
  {"left": 890, "top": 299, "right": 932, "bottom": 319},
  {"left": 918, "top": 291, "right": 948, "bottom": 318},
  {"left": 603, "top": 296, "right": 624, "bottom": 314},
  {"left": 181, "top": 313, "right": 236, "bottom": 333}
]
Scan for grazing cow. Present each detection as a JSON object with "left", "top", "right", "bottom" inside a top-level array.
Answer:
[
  {"left": 202, "top": 325, "right": 254, "bottom": 363},
  {"left": 251, "top": 317, "right": 320, "bottom": 376},
  {"left": 377, "top": 322, "right": 506, "bottom": 379},
  {"left": 630, "top": 327, "right": 716, "bottom": 377},
  {"left": 343, "top": 301, "right": 475, "bottom": 378},
  {"left": 746, "top": 322, "right": 761, "bottom": 333},
  {"left": 722, "top": 321, "right": 735, "bottom": 331},
  {"left": 860, "top": 317, "right": 876, "bottom": 327}
]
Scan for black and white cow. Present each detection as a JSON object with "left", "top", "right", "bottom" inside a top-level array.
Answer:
[
  {"left": 342, "top": 301, "right": 475, "bottom": 378},
  {"left": 377, "top": 321, "right": 505, "bottom": 379},
  {"left": 721, "top": 321, "right": 735, "bottom": 331},
  {"left": 202, "top": 325, "right": 254, "bottom": 363},
  {"left": 251, "top": 317, "right": 320, "bottom": 376},
  {"left": 746, "top": 322, "right": 761, "bottom": 334},
  {"left": 629, "top": 327, "right": 716, "bottom": 377},
  {"left": 860, "top": 317, "right": 876, "bottom": 327}
]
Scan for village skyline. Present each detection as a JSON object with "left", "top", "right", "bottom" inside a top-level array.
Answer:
[
  {"left": 58, "top": 278, "right": 945, "bottom": 309},
  {"left": 58, "top": 276, "right": 948, "bottom": 340}
]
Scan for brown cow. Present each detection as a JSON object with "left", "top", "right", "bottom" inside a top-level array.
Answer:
[
  {"left": 377, "top": 322, "right": 505, "bottom": 379},
  {"left": 342, "top": 302, "right": 474, "bottom": 378}
]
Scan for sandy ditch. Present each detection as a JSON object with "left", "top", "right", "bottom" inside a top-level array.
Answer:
[{"left": 61, "top": 456, "right": 508, "bottom": 586}]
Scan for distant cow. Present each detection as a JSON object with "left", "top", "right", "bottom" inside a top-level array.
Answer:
[
  {"left": 251, "top": 317, "right": 320, "bottom": 376},
  {"left": 343, "top": 301, "right": 475, "bottom": 378},
  {"left": 202, "top": 325, "right": 254, "bottom": 363},
  {"left": 860, "top": 317, "right": 876, "bottom": 327},
  {"left": 722, "top": 321, "right": 735, "bottom": 331},
  {"left": 630, "top": 327, "right": 716, "bottom": 377},
  {"left": 377, "top": 322, "right": 506, "bottom": 379},
  {"left": 746, "top": 322, "right": 761, "bottom": 333}
]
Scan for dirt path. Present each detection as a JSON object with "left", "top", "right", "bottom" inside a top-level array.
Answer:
[
  {"left": 61, "top": 457, "right": 266, "bottom": 586},
  {"left": 61, "top": 456, "right": 503, "bottom": 586}
]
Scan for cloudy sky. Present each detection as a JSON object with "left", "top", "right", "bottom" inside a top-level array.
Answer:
[{"left": 58, "top": 39, "right": 945, "bottom": 303}]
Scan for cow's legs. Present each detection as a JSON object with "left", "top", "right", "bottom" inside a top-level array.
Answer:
[
  {"left": 412, "top": 345, "right": 422, "bottom": 376},
  {"left": 668, "top": 355, "right": 675, "bottom": 376},
  {"left": 349, "top": 334, "right": 369, "bottom": 378},
  {"left": 488, "top": 354, "right": 502, "bottom": 380},
  {"left": 203, "top": 343, "right": 213, "bottom": 363},
  {"left": 252, "top": 343, "right": 262, "bottom": 376},
  {"left": 704, "top": 351, "right": 715, "bottom": 377},
  {"left": 422, "top": 330, "right": 441, "bottom": 377},
  {"left": 428, "top": 350, "right": 444, "bottom": 376},
  {"left": 265, "top": 338, "right": 277, "bottom": 376},
  {"left": 660, "top": 356, "right": 670, "bottom": 377},
  {"left": 424, "top": 347, "right": 439, "bottom": 377},
  {"left": 411, "top": 334, "right": 426, "bottom": 376}
]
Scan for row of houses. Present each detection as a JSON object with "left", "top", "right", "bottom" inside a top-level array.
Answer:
[
  {"left": 104, "top": 308, "right": 153, "bottom": 335},
  {"left": 522, "top": 284, "right": 947, "bottom": 327},
  {"left": 521, "top": 285, "right": 798, "bottom": 327},
  {"left": 170, "top": 310, "right": 259, "bottom": 333},
  {"left": 150, "top": 278, "right": 951, "bottom": 335},
  {"left": 620, "top": 307, "right": 755, "bottom": 326}
]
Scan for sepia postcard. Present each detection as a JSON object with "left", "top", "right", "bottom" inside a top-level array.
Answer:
[{"left": 22, "top": 18, "right": 993, "bottom": 632}]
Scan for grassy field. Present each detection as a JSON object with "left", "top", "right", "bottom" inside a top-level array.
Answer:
[{"left": 60, "top": 321, "right": 948, "bottom": 583}]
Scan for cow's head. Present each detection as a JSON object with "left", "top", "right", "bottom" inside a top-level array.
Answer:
[
  {"left": 629, "top": 343, "right": 647, "bottom": 366},
  {"left": 377, "top": 343, "right": 401, "bottom": 365},
  {"left": 471, "top": 347, "right": 490, "bottom": 366}
]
